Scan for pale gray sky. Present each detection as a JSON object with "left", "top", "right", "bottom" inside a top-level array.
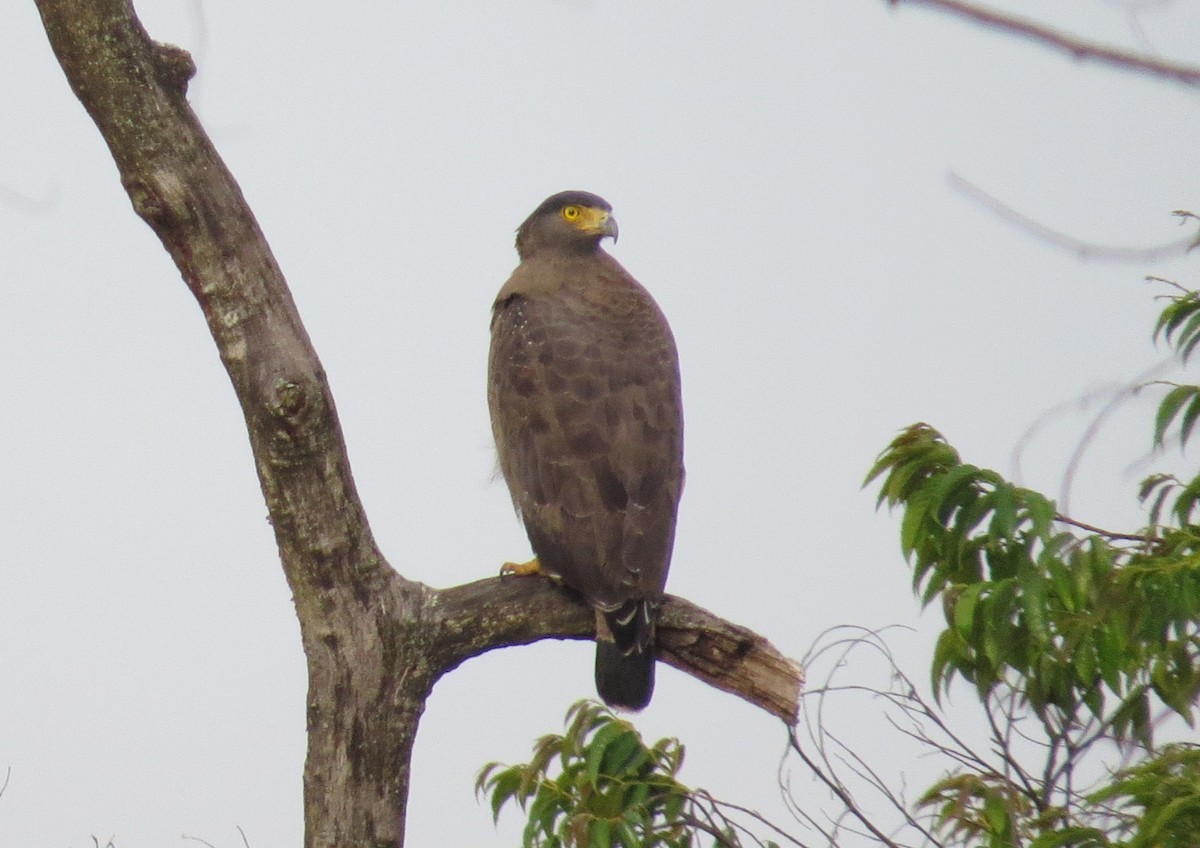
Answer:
[{"left": 3, "top": 1, "right": 1199, "bottom": 845}]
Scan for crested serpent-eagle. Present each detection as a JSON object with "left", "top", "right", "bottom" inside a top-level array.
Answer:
[{"left": 488, "top": 190, "right": 684, "bottom": 711}]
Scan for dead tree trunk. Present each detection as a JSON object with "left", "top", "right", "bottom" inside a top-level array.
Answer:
[{"left": 34, "top": 2, "right": 803, "bottom": 845}]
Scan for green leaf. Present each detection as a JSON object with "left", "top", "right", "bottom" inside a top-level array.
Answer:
[
  {"left": 488, "top": 767, "right": 523, "bottom": 822},
  {"left": 982, "top": 793, "right": 1010, "bottom": 834},
  {"left": 1026, "top": 492, "right": 1057, "bottom": 538},
  {"left": 1171, "top": 478, "right": 1200, "bottom": 524},
  {"left": 1182, "top": 393, "right": 1200, "bottom": 448},
  {"left": 623, "top": 779, "right": 651, "bottom": 812},
  {"left": 931, "top": 629, "right": 965, "bottom": 695},
  {"left": 528, "top": 736, "right": 563, "bottom": 792},
  {"left": 475, "top": 761, "right": 500, "bottom": 799},
  {"left": 588, "top": 818, "right": 611, "bottom": 848},
  {"left": 1140, "top": 473, "right": 1178, "bottom": 526},
  {"left": 1073, "top": 635, "right": 1097, "bottom": 685},
  {"left": 1176, "top": 309, "right": 1200, "bottom": 362},
  {"left": 1155, "top": 385, "right": 1195, "bottom": 447},
  {"left": 564, "top": 700, "right": 598, "bottom": 750},
  {"left": 662, "top": 787, "right": 685, "bottom": 822},
  {"left": 866, "top": 423, "right": 959, "bottom": 507},
  {"left": 989, "top": 481, "right": 1017, "bottom": 538},
  {"left": 613, "top": 820, "right": 640, "bottom": 848},
  {"left": 601, "top": 730, "right": 646, "bottom": 777},
  {"left": 928, "top": 464, "right": 985, "bottom": 527},
  {"left": 953, "top": 582, "right": 985, "bottom": 638},
  {"left": 1113, "top": 685, "right": 1153, "bottom": 746},
  {"left": 1096, "top": 624, "right": 1124, "bottom": 693},
  {"left": 1156, "top": 292, "right": 1200, "bottom": 346},
  {"left": 1018, "top": 557, "right": 1050, "bottom": 649},
  {"left": 900, "top": 488, "right": 934, "bottom": 560},
  {"left": 585, "top": 721, "right": 625, "bottom": 787},
  {"left": 528, "top": 790, "right": 560, "bottom": 841},
  {"left": 1046, "top": 556, "right": 1076, "bottom": 613}
]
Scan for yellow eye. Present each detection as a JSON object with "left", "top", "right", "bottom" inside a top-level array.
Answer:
[{"left": 562, "top": 205, "right": 581, "bottom": 221}]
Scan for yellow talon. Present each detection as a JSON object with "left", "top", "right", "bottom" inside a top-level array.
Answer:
[{"left": 500, "top": 556, "right": 543, "bottom": 577}]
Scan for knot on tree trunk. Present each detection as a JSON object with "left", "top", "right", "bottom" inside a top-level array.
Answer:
[
  {"left": 124, "top": 168, "right": 195, "bottom": 235},
  {"left": 152, "top": 42, "right": 195, "bottom": 93},
  {"left": 264, "top": 374, "right": 337, "bottom": 467}
]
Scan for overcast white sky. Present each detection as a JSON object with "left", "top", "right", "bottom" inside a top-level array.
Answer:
[{"left": 3, "top": 1, "right": 1200, "bottom": 846}]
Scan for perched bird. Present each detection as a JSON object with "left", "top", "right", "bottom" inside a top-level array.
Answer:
[{"left": 488, "top": 190, "right": 685, "bottom": 711}]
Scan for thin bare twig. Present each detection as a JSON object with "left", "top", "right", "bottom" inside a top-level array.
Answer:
[
  {"left": 949, "top": 172, "right": 1198, "bottom": 262},
  {"left": 825, "top": 729, "right": 935, "bottom": 839},
  {"left": 1010, "top": 365, "right": 1173, "bottom": 490},
  {"left": 982, "top": 694, "right": 1040, "bottom": 803},
  {"left": 704, "top": 792, "right": 811, "bottom": 848},
  {"left": 679, "top": 810, "right": 741, "bottom": 848},
  {"left": 1053, "top": 513, "right": 1159, "bottom": 543},
  {"left": 1057, "top": 371, "right": 1157, "bottom": 517},
  {"left": 887, "top": 0, "right": 1200, "bottom": 87},
  {"left": 788, "top": 731, "right": 909, "bottom": 848},
  {"left": 777, "top": 774, "right": 840, "bottom": 848}
]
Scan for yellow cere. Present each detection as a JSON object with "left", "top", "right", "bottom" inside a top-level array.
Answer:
[{"left": 561, "top": 205, "right": 609, "bottom": 231}]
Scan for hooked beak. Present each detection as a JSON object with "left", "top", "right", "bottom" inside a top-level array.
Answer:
[
  {"left": 580, "top": 207, "right": 619, "bottom": 243},
  {"left": 599, "top": 213, "right": 619, "bottom": 243}
]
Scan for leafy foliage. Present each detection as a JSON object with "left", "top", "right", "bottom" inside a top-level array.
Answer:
[
  {"left": 859, "top": 283, "right": 1200, "bottom": 846},
  {"left": 866, "top": 421, "right": 1200, "bottom": 743},
  {"left": 477, "top": 700, "right": 776, "bottom": 848},
  {"left": 1090, "top": 743, "right": 1200, "bottom": 847},
  {"left": 1154, "top": 284, "right": 1200, "bottom": 367}
]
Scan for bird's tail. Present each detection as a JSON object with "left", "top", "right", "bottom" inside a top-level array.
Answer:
[{"left": 594, "top": 599, "right": 657, "bottom": 711}]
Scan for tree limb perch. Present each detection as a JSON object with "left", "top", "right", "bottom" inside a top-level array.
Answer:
[{"left": 434, "top": 577, "right": 803, "bottom": 724}]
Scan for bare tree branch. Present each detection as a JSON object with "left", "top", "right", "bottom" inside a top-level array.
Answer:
[
  {"left": 434, "top": 577, "right": 803, "bottom": 724},
  {"left": 1052, "top": 513, "right": 1158, "bottom": 544},
  {"left": 887, "top": 0, "right": 1200, "bottom": 87},
  {"left": 32, "top": 3, "right": 801, "bottom": 846},
  {"left": 949, "top": 173, "right": 1198, "bottom": 262}
]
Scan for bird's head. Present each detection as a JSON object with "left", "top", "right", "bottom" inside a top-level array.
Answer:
[{"left": 515, "top": 190, "right": 619, "bottom": 260}]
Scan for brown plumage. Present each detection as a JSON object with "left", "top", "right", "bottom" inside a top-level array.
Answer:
[{"left": 488, "top": 190, "right": 684, "bottom": 710}]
